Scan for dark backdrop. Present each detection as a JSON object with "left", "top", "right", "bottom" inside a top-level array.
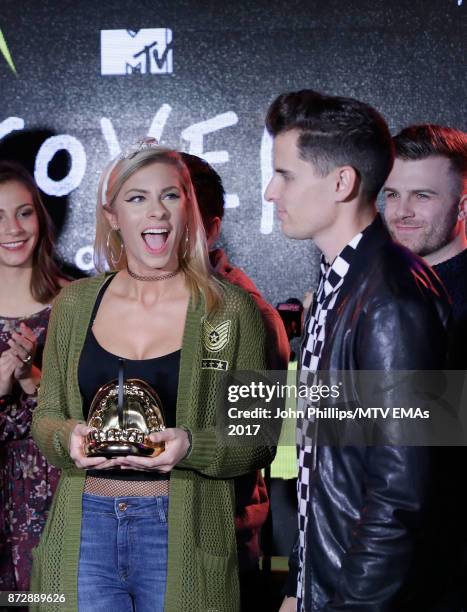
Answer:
[{"left": 1, "top": 0, "right": 465, "bottom": 304}]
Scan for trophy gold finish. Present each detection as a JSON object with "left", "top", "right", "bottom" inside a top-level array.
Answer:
[{"left": 84, "top": 359, "right": 165, "bottom": 458}]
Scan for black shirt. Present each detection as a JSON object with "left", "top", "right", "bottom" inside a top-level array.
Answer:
[
  {"left": 78, "top": 275, "right": 180, "bottom": 480},
  {"left": 433, "top": 249, "right": 467, "bottom": 369}
]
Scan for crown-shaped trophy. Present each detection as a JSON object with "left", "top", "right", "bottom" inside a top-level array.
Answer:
[{"left": 84, "top": 359, "right": 165, "bottom": 458}]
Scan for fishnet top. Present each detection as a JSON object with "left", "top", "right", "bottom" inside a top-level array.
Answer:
[{"left": 30, "top": 273, "right": 272, "bottom": 612}]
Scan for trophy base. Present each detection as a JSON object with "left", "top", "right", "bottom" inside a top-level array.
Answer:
[{"left": 85, "top": 440, "right": 165, "bottom": 458}]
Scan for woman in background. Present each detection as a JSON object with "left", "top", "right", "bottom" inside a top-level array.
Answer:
[{"left": 0, "top": 161, "right": 65, "bottom": 591}]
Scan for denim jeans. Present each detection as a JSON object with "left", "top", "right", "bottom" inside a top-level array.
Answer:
[{"left": 78, "top": 493, "right": 168, "bottom": 612}]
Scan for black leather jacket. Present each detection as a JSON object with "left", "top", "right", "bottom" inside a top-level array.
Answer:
[{"left": 287, "top": 215, "right": 453, "bottom": 611}]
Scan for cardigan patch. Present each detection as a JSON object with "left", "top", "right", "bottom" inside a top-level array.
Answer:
[
  {"left": 201, "top": 358, "right": 228, "bottom": 371},
  {"left": 203, "top": 319, "right": 231, "bottom": 352}
]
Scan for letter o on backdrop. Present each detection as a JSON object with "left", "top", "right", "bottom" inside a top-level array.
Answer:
[{"left": 35, "top": 135, "right": 87, "bottom": 196}]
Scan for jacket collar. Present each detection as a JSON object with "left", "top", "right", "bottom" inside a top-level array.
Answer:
[
  {"left": 323, "top": 213, "right": 392, "bottom": 326},
  {"left": 319, "top": 231, "right": 365, "bottom": 300}
]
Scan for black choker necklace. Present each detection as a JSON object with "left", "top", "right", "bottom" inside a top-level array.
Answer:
[{"left": 127, "top": 268, "right": 180, "bottom": 282}]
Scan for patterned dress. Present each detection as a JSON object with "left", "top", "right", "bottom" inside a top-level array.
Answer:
[{"left": 0, "top": 307, "right": 60, "bottom": 591}]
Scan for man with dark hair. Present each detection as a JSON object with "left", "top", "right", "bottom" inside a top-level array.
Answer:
[
  {"left": 384, "top": 125, "right": 467, "bottom": 367},
  {"left": 384, "top": 125, "right": 467, "bottom": 610},
  {"left": 181, "top": 152, "right": 290, "bottom": 611},
  {"left": 181, "top": 152, "right": 225, "bottom": 228},
  {"left": 264, "top": 90, "right": 451, "bottom": 611}
]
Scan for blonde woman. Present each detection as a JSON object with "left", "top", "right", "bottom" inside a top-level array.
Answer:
[{"left": 31, "top": 139, "right": 273, "bottom": 612}]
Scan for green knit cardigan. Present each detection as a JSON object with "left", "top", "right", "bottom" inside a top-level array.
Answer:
[{"left": 30, "top": 273, "right": 273, "bottom": 612}]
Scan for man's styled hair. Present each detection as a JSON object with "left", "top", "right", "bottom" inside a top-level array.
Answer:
[
  {"left": 393, "top": 125, "right": 467, "bottom": 198},
  {"left": 266, "top": 89, "right": 394, "bottom": 200},
  {"left": 181, "top": 153, "right": 225, "bottom": 226}
]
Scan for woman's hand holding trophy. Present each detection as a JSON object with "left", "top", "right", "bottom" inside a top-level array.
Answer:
[
  {"left": 70, "top": 422, "right": 190, "bottom": 472},
  {"left": 70, "top": 423, "right": 121, "bottom": 470},
  {"left": 115, "top": 428, "right": 190, "bottom": 472}
]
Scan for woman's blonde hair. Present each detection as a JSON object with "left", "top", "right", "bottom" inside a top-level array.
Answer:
[{"left": 94, "top": 145, "right": 223, "bottom": 312}]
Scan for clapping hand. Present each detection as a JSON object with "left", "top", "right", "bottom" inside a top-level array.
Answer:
[
  {"left": 0, "top": 349, "right": 19, "bottom": 396},
  {"left": 7, "top": 322, "right": 37, "bottom": 381}
]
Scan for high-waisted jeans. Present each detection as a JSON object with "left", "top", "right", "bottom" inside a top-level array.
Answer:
[{"left": 78, "top": 493, "right": 168, "bottom": 612}]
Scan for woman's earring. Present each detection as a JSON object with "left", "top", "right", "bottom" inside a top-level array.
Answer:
[
  {"left": 107, "top": 228, "right": 124, "bottom": 267},
  {"left": 183, "top": 226, "right": 190, "bottom": 260}
]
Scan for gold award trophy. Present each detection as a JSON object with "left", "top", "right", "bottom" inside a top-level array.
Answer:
[{"left": 84, "top": 359, "right": 165, "bottom": 458}]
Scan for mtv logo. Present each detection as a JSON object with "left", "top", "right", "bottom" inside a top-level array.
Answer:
[{"left": 101, "top": 29, "right": 173, "bottom": 75}]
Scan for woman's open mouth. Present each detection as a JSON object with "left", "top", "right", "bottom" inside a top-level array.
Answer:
[{"left": 141, "top": 228, "right": 170, "bottom": 254}]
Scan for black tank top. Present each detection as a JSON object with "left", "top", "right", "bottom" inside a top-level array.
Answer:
[{"left": 78, "top": 275, "right": 180, "bottom": 481}]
